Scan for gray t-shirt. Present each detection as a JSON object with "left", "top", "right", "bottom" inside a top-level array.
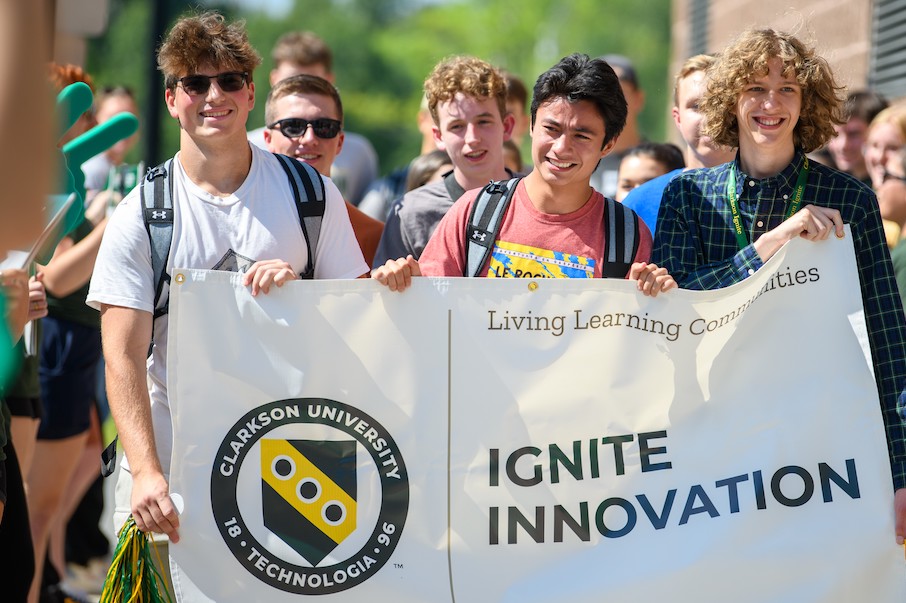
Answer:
[{"left": 372, "top": 173, "right": 465, "bottom": 268}]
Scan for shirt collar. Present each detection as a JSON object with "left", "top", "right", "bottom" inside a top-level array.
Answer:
[{"left": 733, "top": 148, "right": 805, "bottom": 190}]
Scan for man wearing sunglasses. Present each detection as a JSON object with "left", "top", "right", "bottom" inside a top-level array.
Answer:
[
  {"left": 86, "top": 12, "right": 367, "bottom": 593},
  {"left": 264, "top": 74, "right": 384, "bottom": 266},
  {"left": 247, "top": 30, "right": 379, "bottom": 206}
]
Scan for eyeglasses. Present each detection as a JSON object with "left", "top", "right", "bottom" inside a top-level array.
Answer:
[
  {"left": 267, "top": 117, "right": 342, "bottom": 139},
  {"left": 176, "top": 72, "right": 249, "bottom": 96},
  {"left": 882, "top": 169, "right": 906, "bottom": 184}
]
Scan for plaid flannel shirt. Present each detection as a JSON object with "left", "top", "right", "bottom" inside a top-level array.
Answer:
[{"left": 652, "top": 150, "right": 906, "bottom": 490}]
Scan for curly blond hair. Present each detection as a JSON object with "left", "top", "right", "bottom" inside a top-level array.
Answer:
[
  {"left": 868, "top": 102, "right": 906, "bottom": 142},
  {"left": 423, "top": 56, "right": 507, "bottom": 126},
  {"left": 700, "top": 28, "right": 844, "bottom": 153},
  {"left": 158, "top": 11, "right": 261, "bottom": 90}
]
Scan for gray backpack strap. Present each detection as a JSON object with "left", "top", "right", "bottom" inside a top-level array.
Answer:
[
  {"left": 601, "top": 197, "right": 641, "bottom": 278},
  {"left": 108, "top": 154, "right": 173, "bottom": 472},
  {"left": 465, "top": 178, "right": 521, "bottom": 277},
  {"left": 273, "top": 154, "right": 326, "bottom": 279},
  {"left": 140, "top": 159, "right": 174, "bottom": 317}
]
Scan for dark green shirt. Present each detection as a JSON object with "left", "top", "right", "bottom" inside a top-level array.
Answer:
[{"left": 46, "top": 219, "right": 100, "bottom": 328}]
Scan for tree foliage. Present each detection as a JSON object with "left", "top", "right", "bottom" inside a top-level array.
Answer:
[{"left": 87, "top": 0, "right": 671, "bottom": 173}]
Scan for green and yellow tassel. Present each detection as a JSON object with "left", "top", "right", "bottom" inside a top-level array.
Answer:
[{"left": 99, "top": 516, "right": 173, "bottom": 603}]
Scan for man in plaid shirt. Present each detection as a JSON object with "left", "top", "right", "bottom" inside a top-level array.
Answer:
[{"left": 653, "top": 28, "right": 906, "bottom": 545}]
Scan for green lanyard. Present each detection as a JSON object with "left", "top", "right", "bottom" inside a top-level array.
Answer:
[{"left": 726, "top": 158, "right": 810, "bottom": 250}]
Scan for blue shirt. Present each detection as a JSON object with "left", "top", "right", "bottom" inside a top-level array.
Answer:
[
  {"left": 622, "top": 168, "right": 683, "bottom": 235},
  {"left": 653, "top": 150, "right": 906, "bottom": 489}
]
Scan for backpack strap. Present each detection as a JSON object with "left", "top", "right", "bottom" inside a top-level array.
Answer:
[
  {"left": 464, "top": 178, "right": 521, "bottom": 277},
  {"left": 111, "top": 159, "right": 174, "bottom": 477},
  {"left": 140, "top": 159, "right": 174, "bottom": 318},
  {"left": 273, "top": 153, "right": 326, "bottom": 279},
  {"left": 601, "top": 197, "right": 641, "bottom": 278}
]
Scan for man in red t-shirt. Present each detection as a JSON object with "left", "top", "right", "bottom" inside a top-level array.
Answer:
[{"left": 372, "top": 53, "right": 673, "bottom": 296}]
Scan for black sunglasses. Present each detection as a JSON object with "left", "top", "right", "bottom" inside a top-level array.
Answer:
[
  {"left": 267, "top": 117, "right": 342, "bottom": 139},
  {"left": 177, "top": 72, "right": 249, "bottom": 96}
]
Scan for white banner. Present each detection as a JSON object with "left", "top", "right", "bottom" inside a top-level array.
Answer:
[{"left": 167, "top": 229, "right": 906, "bottom": 602}]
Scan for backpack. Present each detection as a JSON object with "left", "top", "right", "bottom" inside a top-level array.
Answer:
[
  {"left": 101, "top": 153, "right": 327, "bottom": 478},
  {"left": 464, "top": 177, "right": 641, "bottom": 278},
  {"left": 140, "top": 153, "right": 326, "bottom": 318}
]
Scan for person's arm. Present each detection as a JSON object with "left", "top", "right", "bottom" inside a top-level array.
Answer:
[
  {"left": 101, "top": 304, "right": 180, "bottom": 542},
  {"left": 625, "top": 217, "right": 676, "bottom": 297},
  {"left": 752, "top": 205, "right": 844, "bottom": 262},
  {"left": 652, "top": 178, "right": 765, "bottom": 290},
  {"left": 39, "top": 218, "right": 109, "bottom": 298},
  {"left": 847, "top": 197, "right": 906, "bottom": 544},
  {"left": 371, "top": 198, "right": 409, "bottom": 270}
]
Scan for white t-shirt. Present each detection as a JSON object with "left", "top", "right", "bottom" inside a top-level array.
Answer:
[{"left": 87, "top": 144, "right": 367, "bottom": 475}]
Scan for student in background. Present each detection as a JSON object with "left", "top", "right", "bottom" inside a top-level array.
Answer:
[
  {"left": 622, "top": 54, "right": 736, "bottom": 233},
  {"left": 404, "top": 149, "right": 452, "bottom": 193},
  {"left": 615, "top": 142, "right": 684, "bottom": 202},
  {"left": 588, "top": 54, "right": 645, "bottom": 198},
  {"left": 264, "top": 74, "right": 384, "bottom": 266},
  {"left": 864, "top": 102, "right": 906, "bottom": 192},
  {"left": 248, "top": 30, "right": 378, "bottom": 205},
  {"left": 371, "top": 55, "right": 514, "bottom": 268},
  {"left": 826, "top": 90, "right": 887, "bottom": 186}
]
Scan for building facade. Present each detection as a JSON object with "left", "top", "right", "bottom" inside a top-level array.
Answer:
[{"left": 671, "top": 0, "right": 906, "bottom": 101}]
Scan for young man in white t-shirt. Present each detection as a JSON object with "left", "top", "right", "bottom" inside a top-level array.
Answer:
[
  {"left": 86, "top": 12, "right": 367, "bottom": 551},
  {"left": 372, "top": 53, "right": 674, "bottom": 295}
]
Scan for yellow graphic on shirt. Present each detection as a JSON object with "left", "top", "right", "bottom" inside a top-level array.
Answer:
[{"left": 487, "top": 240, "right": 595, "bottom": 278}]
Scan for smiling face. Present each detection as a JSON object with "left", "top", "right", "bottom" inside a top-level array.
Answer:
[
  {"left": 734, "top": 58, "right": 801, "bottom": 160},
  {"left": 165, "top": 63, "right": 254, "bottom": 145},
  {"left": 432, "top": 92, "right": 513, "bottom": 190},
  {"left": 530, "top": 97, "right": 615, "bottom": 193},
  {"left": 264, "top": 92, "right": 344, "bottom": 177},
  {"left": 865, "top": 121, "right": 905, "bottom": 190}
]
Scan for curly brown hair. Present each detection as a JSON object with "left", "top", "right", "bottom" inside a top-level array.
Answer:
[
  {"left": 423, "top": 56, "right": 507, "bottom": 126},
  {"left": 158, "top": 11, "right": 261, "bottom": 90},
  {"left": 700, "top": 28, "right": 844, "bottom": 153}
]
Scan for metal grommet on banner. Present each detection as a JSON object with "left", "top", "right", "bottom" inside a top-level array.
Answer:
[
  {"left": 175, "top": 272, "right": 186, "bottom": 285},
  {"left": 528, "top": 281, "right": 538, "bottom": 292}
]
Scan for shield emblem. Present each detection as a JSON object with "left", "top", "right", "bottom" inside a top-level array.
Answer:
[{"left": 260, "top": 439, "right": 357, "bottom": 565}]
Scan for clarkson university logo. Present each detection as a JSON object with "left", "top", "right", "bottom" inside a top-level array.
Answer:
[{"left": 211, "top": 399, "right": 409, "bottom": 595}]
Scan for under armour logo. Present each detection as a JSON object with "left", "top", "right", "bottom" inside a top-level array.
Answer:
[
  {"left": 486, "top": 181, "right": 508, "bottom": 195},
  {"left": 151, "top": 210, "right": 168, "bottom": 220},
  {"left": 471, "top": 230, "right": 487, "bottom": 242}
]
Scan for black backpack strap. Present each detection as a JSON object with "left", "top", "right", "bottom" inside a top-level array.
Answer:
[
  {"left": 274, "top": 153, "right": 326, "bottom": 279},
  {"left": 464, "top": 178, "right": 521, "bottom": 277},
  {"left": 141, "top": 159, "right": 174, "bottom": 318},
  {"left": 601, "top": 197, "right": 641, "bottom": 278}
]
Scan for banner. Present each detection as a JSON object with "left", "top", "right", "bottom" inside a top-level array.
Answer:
[{"left": 167, "top": 230, "right": 906, "bottom": 602}]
